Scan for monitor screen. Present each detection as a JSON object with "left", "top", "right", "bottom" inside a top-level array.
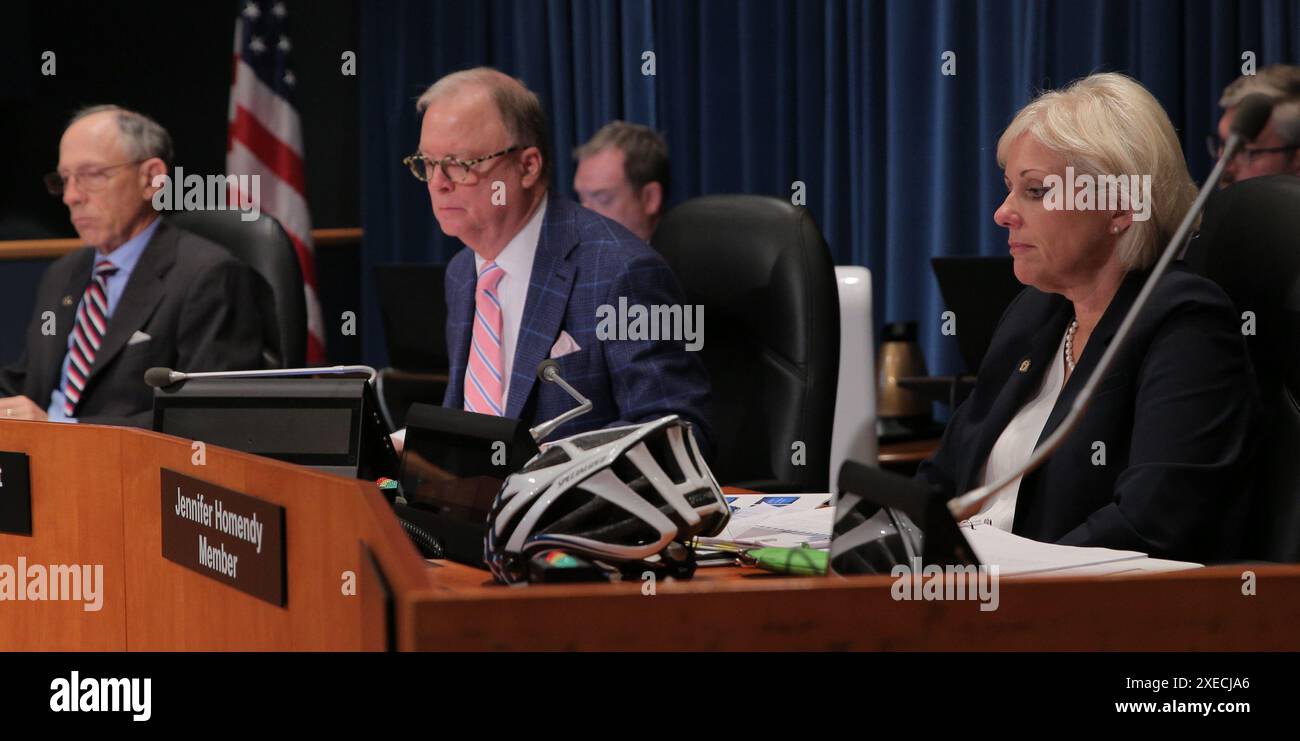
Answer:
[{"left": 153, "top": 376, "right": 396, "bottom": 478}]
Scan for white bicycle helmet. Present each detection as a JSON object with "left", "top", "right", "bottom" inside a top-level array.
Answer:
[{"left": 485, "top": 415, "right": 729, "bottom": 584}]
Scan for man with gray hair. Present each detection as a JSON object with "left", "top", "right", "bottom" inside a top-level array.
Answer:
[
  {"left": 573, "top": 121, "right": 670, "bottom": 241},
  {"left": 400, "top": 67, "right": 711, "bottom": 451},
  {"left": 1214, "top": 64, "right": 1300, "bottom": 186},
  {"left": 0, "top": 105, "right": 265, "bottom": 427}
]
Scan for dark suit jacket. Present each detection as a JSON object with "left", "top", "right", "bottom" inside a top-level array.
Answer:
[
  {"left": 916, "top": 264, "right": 1258, "bottom": 562},
  {"left": 0, "top": 221, "right": 266, "bottom": 427},
  {"left": 442, "top": 196, "right": 714, "bottom": 453}
]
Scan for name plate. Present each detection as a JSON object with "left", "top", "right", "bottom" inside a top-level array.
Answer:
[
  {"left": 0, "top": 451, "right": 33, "bottom": 536},
  {"left": 160, "top": 468, "right": 286, "bottom": 606}
]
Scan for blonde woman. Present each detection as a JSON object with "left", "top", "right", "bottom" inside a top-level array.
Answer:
[{"left": 917, "top": 73, "right": 1258, "bottom": 562}]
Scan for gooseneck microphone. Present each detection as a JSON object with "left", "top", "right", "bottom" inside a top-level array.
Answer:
[
  {"left": 144, "top": 365, "right": 378, "bottom": 389},
  {"left": 527, "top": 359, "right": 594, "bottom": 442},
  {"left": 948, "top": 93, "right": 1276, "bottom": 520}
]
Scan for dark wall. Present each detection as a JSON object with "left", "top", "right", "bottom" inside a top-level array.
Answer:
[
  {"left": 1, "top": 0, "right": 358, "bottom": 236},
  {"left": 0, "top": 260, "right": 51, "bottom": 366},
  {"left": 0, "top": 0, "right": 363, "bottom": 366}
]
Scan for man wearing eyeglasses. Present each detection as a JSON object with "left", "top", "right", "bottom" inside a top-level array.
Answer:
[
  {"left": 397, "top": 67, "right": 712, "bottom": 452},
  {"left": 1213, "top": 65, "right": 1300, "bottom": 187},
  {"left": 0, "top": 105, "right": 264, "bottom": 426}
]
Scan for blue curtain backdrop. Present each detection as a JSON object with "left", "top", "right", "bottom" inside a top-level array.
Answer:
[{"left": 359, "top": 0, "right": 1300, "bottom": 376}]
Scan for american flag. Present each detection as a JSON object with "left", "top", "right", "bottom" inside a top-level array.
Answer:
[{"left": 227, "top": 0, "right": 326, "bottom": 365}]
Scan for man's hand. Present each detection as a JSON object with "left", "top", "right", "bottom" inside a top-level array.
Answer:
[{"left": 0, "top": 396, "right": 48, "bottom": 421}]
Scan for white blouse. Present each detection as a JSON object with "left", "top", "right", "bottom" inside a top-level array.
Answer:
[{"left": 974, "top": 332, "right": 1069, "bottom": 530}]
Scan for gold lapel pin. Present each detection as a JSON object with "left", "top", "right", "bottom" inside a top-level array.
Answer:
[
  {"left": 1018, "top": 359, "right": 1031, "bottom": 373},
  {"left": 61, "top": 295, "right": 74, "bottom": 307}
]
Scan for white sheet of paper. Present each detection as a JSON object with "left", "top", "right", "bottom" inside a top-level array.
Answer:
[
  {"left": 714, "top": 494, "right": 833, "bottom": 546},
  {"left": 964, "top": 524, "right": 1202, "bottom": 576}
]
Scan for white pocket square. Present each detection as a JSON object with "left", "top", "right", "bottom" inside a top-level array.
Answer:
[
  {"left": 549, "top": 331, "right": 581, "bottom": 359},
  {"left": 127, "top": 331, "right": 152, "bottom": 346}
]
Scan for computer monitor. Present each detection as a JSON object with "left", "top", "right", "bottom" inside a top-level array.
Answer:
[
  {"left": 374, "top": 263, "right": 448, "bottom": 371},
  {"left": 152, "top": 376, "right": 399, "bottom": 481},
  {"left": 395, "top": 403, "right": 540, "bottom": 566},
  {"left": 931, "top": 256, "right": 1025, "bottom": 374}
]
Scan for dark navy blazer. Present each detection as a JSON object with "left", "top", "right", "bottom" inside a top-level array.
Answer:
[
  {"left": 916, "top": 264, "right": 1258, "bottom": 562},
  {"left": 442, "top": 196, "right": 714, "bottom": 453}
]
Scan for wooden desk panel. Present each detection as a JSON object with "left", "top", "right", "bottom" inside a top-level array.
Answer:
[
  {"left": 0, "top": 421, "right": 128, "bottom": 650},
  {"left": 400, "top": 561, "right": 1300, "bottom": 651},
  {"left": 117, "top": 428, "right": 429, "bottom": 650},
  {"left": 1, "top": 420, "right": 429, "bottom": 651}
]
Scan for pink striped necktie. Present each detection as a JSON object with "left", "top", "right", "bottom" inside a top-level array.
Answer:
[
  {"left": 464, "top": 261, "right": 507, "bottom": 416},
  {"left": 63, "top": 260, "right": 118, "bottom": 416}
]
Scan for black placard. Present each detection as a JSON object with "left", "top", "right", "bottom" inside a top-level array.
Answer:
[
  {"left": 160, "top": 468, "right": 286, "bottom": 606},
  {"left": 0, "top": 451, "right": 32, "bottom": 536}
]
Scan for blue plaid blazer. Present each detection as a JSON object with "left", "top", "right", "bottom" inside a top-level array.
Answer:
[{"left": 442, "top": 196, "right": 714, "bottom": 454}]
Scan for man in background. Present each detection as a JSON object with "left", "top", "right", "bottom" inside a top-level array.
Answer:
[
  {"left": 1215, "top": 65, "right": 1300, "bottom": 186},
  {"left": 573, "top": 121, "right": 670, "bottom": 241}
]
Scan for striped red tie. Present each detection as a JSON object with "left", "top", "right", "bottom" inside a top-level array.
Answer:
[
  {"left": 63, "top": 260, "right": 118, "bottom": 416},
  {"left": 464, "top": 261, "right": 506, "bottom": 416}
]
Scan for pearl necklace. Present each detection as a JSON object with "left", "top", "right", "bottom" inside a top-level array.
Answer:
[{"left": 1064, "top": 318, "right": 1079, "bottom": 373}]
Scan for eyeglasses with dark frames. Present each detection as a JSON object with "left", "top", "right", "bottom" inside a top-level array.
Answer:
[{"left": 1205, "top": 135, "right": 1299, "bottom": 165}]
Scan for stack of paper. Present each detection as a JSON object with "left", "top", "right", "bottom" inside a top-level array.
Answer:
[
  {"left": 704, "top": 493, "right": 833, "bottom": 549},
  {"left": 962, "top": 523, "right": 1202, "bottom": 576},
  {"left": 699, "top": 494, "right": 1203, "bottom": 577}
]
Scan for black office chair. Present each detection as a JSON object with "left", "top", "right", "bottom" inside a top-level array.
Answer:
[
  {"left": 652, "top": 195, "right": 840, "bottom": 491},
  {"left": 168, "top": 210, "right": 307, "bottom": 369},
  {"left": 1187, "top": 175, "right": 1300, "bottom": 562}
]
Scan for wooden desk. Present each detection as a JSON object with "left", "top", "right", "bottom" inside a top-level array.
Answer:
[
  {"left": 878, "top": 437, "right": 941, "bottom": 465},
  {"left": 397, "top": 557, "right": 1300, "bottom": 651},
  {"left": 0, "top": 228, "right": 361, "bottom": 260},
  {"left": 878, "top": 437, "right": 940, "bottom": 476},
  {"left": 4, "top": 419, "right": 1296, "bottom": 652}
]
